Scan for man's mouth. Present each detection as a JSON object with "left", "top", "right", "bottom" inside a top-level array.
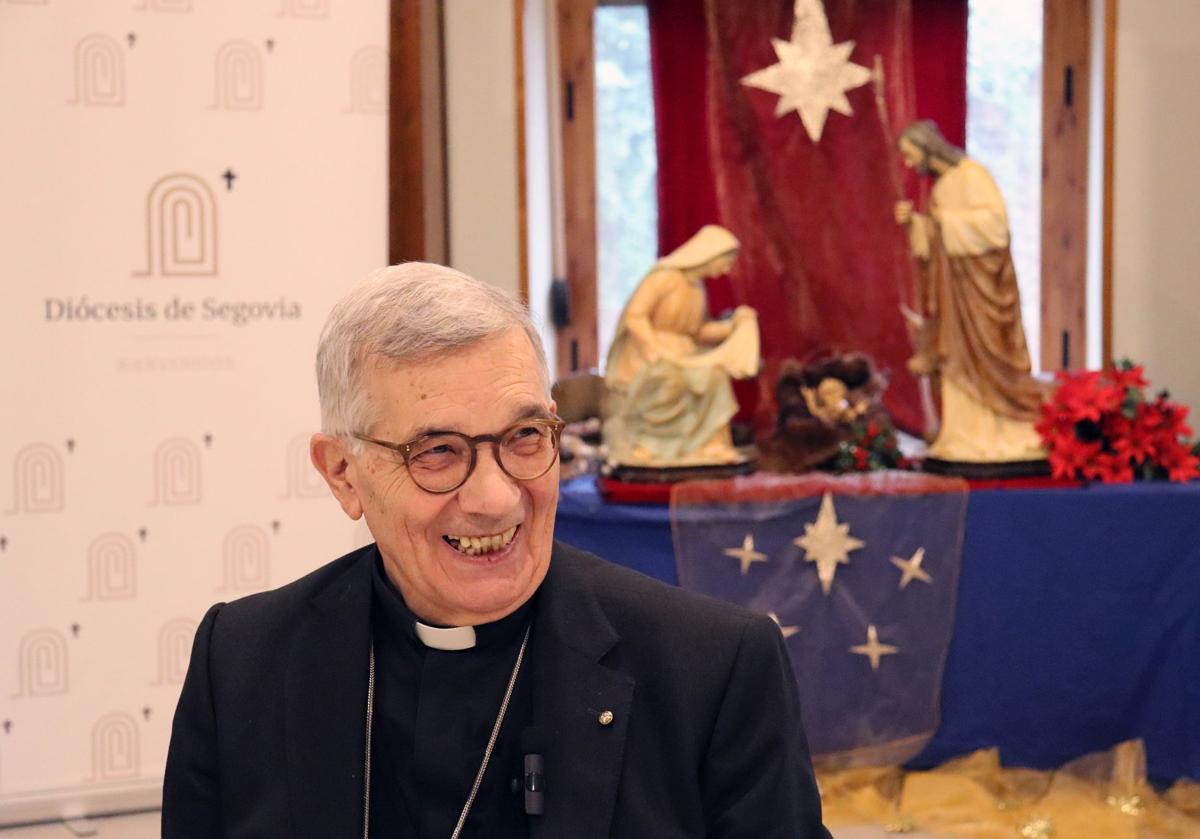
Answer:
[{"left": 443, "top": 525, "right": 520, "bottom": 557}]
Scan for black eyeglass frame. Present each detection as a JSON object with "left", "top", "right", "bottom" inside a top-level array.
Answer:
[{"left": 352, "top": 417, "right": 566, "bottom": 494}]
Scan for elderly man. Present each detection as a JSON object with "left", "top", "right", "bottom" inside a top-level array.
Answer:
[{"left": 163, "top": 263, "right": 828, "bottom": 838}]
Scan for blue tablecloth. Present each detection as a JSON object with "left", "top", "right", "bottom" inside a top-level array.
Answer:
[{"left": 554, "top": 477, "right": 1200, "bottom": 782}]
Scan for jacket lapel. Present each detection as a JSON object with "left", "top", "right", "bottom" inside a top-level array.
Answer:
[
  {"left": 284, "top": 550, "right": 373, "bottom": 839},
  {"left": 529, "top": 546, "right": 635, "bottom": 839}
]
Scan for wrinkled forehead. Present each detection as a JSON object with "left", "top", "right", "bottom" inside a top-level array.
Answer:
[{"left": 359, "top": 331, "right": 552, "bottom": 434}]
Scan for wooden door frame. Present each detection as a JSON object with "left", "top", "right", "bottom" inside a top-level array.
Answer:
[{"left": 388, "top": 0, "right": 448, "bottom": 265}]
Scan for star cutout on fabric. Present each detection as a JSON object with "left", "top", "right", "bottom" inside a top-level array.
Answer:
[
  {"left": 793, "top": 492, "right": 864, "bottom": 595},
  {"left": 740, "top": 0, "right": 873, "bottom": 142},
  {"left": 768, "top": 611, "right": 799, "bottom": 639},
  {"left": 890, "top": 547, "right": 933, "bottom": 589},
  {"left": 723, "top": 533, "right": 767, "bottom": 575},
  {"left": 849, "top": 624, "right": 898, "bottom": 671}
]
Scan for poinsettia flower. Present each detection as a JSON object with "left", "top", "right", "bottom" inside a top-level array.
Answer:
[
  {"left": 1157, "top": 404, "right": 1193, "bottom": 439},
  {"left": 1083, "top": 451, "right": 1134, "bottom": 484},
  {"left": 1048, "top": 437, "right": 1102, "bottom": 480},
  {"left": 1041, "top": 362, "right": 1196, "bottom": 483},
  {"left": 1108, "top": 363, "right": 1149, "bottom": 392},
  {"left": 1115, "top": 418, "right": 1158, "bottom": 464},
  {"left": 1159, "top": 442, "right": 1200, "bottom": 483}
]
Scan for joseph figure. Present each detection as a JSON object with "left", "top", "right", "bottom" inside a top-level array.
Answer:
[{"left": 895, "top": 120, "right": 1047, "bottom": 463}]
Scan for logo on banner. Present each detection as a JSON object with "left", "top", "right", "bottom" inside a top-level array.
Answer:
[
  {"left": 347, "top": 46, "right": 387, "bottom": 114},
  {"left": 283, "top": 433, "right": 325, "bottom": 498},
  {"left": 135, "top": 173, "right": 218, "bottom": 277},
  {"left": 90, "top": 712, "right": 140, "bottom": 781},
  {"left": 211, "top": 41, "right": 264, "bottom": 111},
  {"left": 221, "top": 524, "right": 270, "bottom": 591},
  {"left": 278, "top": 0, "right": 328, "bottom": 18},
  {"left": 9, "top": 442, "right": 65, "bottom": 513},
  {"left": 15, "top": 629, "right": 69, "bottom": 697},
  {"left": 84, "top": 533, "right": 137, "bottom": 601},
  {"left": 70, "top": 34, "right": 125, "bottom": 107},
  {"left": 149, "top": 437, "right": 203, "bottom": 506},
  {"left": 154, "top": 618, "right": 197, "bottom": 685}
]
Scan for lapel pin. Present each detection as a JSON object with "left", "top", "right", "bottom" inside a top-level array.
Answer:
[{"left": 597, "top": 710, "right": 614, "bottom": 726}]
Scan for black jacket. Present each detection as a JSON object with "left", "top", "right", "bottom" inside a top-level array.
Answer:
[{"left": 163, "top": 541, "right": 829, "bottom": 838}]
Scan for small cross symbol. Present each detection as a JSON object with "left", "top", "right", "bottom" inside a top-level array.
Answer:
[
  {"left": 127, "top": 32, "right": 137, "bottom": 47},
  {"left": 271, "top": 520, "right": 281, "bottom": 534},
  {"left": 2, "top": 720, "right": 11, "bottom": 735},
  {"left": 222, "top": 170, "right": 237, "bottom": 191},
  {"left": 66, "top": 439, "right": 76, "bottom": 453},
  {"left": 142, "top": 707, "right": 152, "bottom": 721},
  {"left": 203, "top": 433, "right": 214, "bottom": 447},
  {"left": 70, "top": 623, "right": 81, "bottom": 638},
  {"left": 265, "top": 38, "right": 275, "bottom": 52},
  {"left": 138, "top": 528, "right": 148, "bottom": 542}
]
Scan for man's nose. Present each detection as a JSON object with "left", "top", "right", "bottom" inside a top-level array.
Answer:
[{"left": 456, "top": 445, "right": 521, "bottom": 516}]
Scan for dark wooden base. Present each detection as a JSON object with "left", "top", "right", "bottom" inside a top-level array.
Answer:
[
  {"left": 922, "top": 457, "right": 1051, "bottom": 479},
  {"left": 603, "top": 460, "right": 757, "bottom": 484}
]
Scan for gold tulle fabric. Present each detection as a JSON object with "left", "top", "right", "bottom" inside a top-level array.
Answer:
[{"left": 818, "top": 741, "right": 1200, "bottom": 838}]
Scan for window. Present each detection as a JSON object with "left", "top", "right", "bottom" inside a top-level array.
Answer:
[
  {"left": 967, "top": 0, "right": 1044, "bottom": 368},
  {"left": 593, "top": 3, "right": 658, "bottom": 367}
]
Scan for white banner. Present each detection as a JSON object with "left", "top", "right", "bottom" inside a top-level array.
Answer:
[{"left": 0, "top": 0, "right": 387, "bottom": 824}]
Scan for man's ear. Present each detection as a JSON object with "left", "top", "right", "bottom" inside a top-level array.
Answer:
[{"left": 310, "top": 433, "right": 364, "bottom": 520}]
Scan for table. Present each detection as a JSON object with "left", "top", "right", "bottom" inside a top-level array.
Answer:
[{"left": 554, "top": 477, "right": 1200, "bottom": 782}]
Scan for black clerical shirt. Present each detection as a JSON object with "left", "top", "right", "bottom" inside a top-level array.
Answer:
[{"left": 368, "top": 555, "right": 534, "bottom": 838}]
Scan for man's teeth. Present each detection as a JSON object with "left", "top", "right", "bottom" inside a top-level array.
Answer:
[{"left": 446, "top": 526, "right": 518, "bottom": 556}]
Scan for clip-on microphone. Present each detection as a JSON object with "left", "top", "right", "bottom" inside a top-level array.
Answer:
[{"left": 520, "top": 727, "right": 546, "bottom": 816}]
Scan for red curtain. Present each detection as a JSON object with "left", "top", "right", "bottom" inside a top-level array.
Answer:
[{"left": 648, "top": 0, "right": 968, "bottom": 435}]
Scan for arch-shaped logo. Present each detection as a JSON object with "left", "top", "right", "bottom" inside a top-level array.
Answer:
[
  {"left": 347, "top": 46, "right": 387, "bottom": 114},
  {"left": 154, "top": 618, "right": 197, "bottom": 684},
  {"left": 278, "top": 0, "right": 328, "bottom": 18},
  {"left": 211, "top": 41, "right": 263, "bottom": 111},
  {"left": 15, "top": 628, "right": 68, "bottom": 697},
  {"left": 221, "top": 524, "right": 270, "bottom": 591},
  {"left": 84, "top": 532, "right": 137, "bottom": 601},
  {"left": 135, "top": 0, "right": 191, "bottom": 11},
  {"left": 90, "top": 712, "right": 139, "bottom": 781},
  {"left": 283, "top": 433, "right": 325, "bottom": 498},
  {"left": 135, "top": 173, "right": 218, "bottom": 277},
  {"left": 70, "top": 34, "right": 125, "bottom": 107},
  {"left": 150, "top": 437, "right": 203, "bottom": 506},
  {"left": 8, "top": 442, "right": 65, "bottom": 513}
]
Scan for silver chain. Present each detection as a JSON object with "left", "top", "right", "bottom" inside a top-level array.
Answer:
[{"left": 362, "top": 642, "right": 376, "bottom": 839}]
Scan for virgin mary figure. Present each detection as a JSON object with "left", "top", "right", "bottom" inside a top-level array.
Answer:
[{"left": 603, "top": 224, "right": 760, "bottom": 470}]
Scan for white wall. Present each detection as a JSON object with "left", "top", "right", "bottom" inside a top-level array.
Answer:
[{"left": 1112, "top": 0, "right": 1200, "bottom": 410}]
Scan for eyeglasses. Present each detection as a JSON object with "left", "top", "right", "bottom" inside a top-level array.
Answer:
[{"left": 352, "top": 417, "right": 565, "bottom": 494}]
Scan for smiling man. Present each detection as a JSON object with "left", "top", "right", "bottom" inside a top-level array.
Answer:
[{"left": 162, "top": 262, "right": 829, "bottom": 838}]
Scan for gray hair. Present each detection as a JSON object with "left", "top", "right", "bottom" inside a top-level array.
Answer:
[
  {"left": 315, "top": 262, "right": 549, "bottom": 440},
  {"left": 899, "top": 119, "right": 965, "bottom": 166}
]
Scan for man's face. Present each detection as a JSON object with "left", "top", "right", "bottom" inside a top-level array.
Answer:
[{"left": 322, "top": 328, "right": 559, "bottom": 626}]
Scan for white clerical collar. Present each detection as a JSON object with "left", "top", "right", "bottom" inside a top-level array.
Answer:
[{"left": 414, "top": 622, "right": 477, "bottom": 651}]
